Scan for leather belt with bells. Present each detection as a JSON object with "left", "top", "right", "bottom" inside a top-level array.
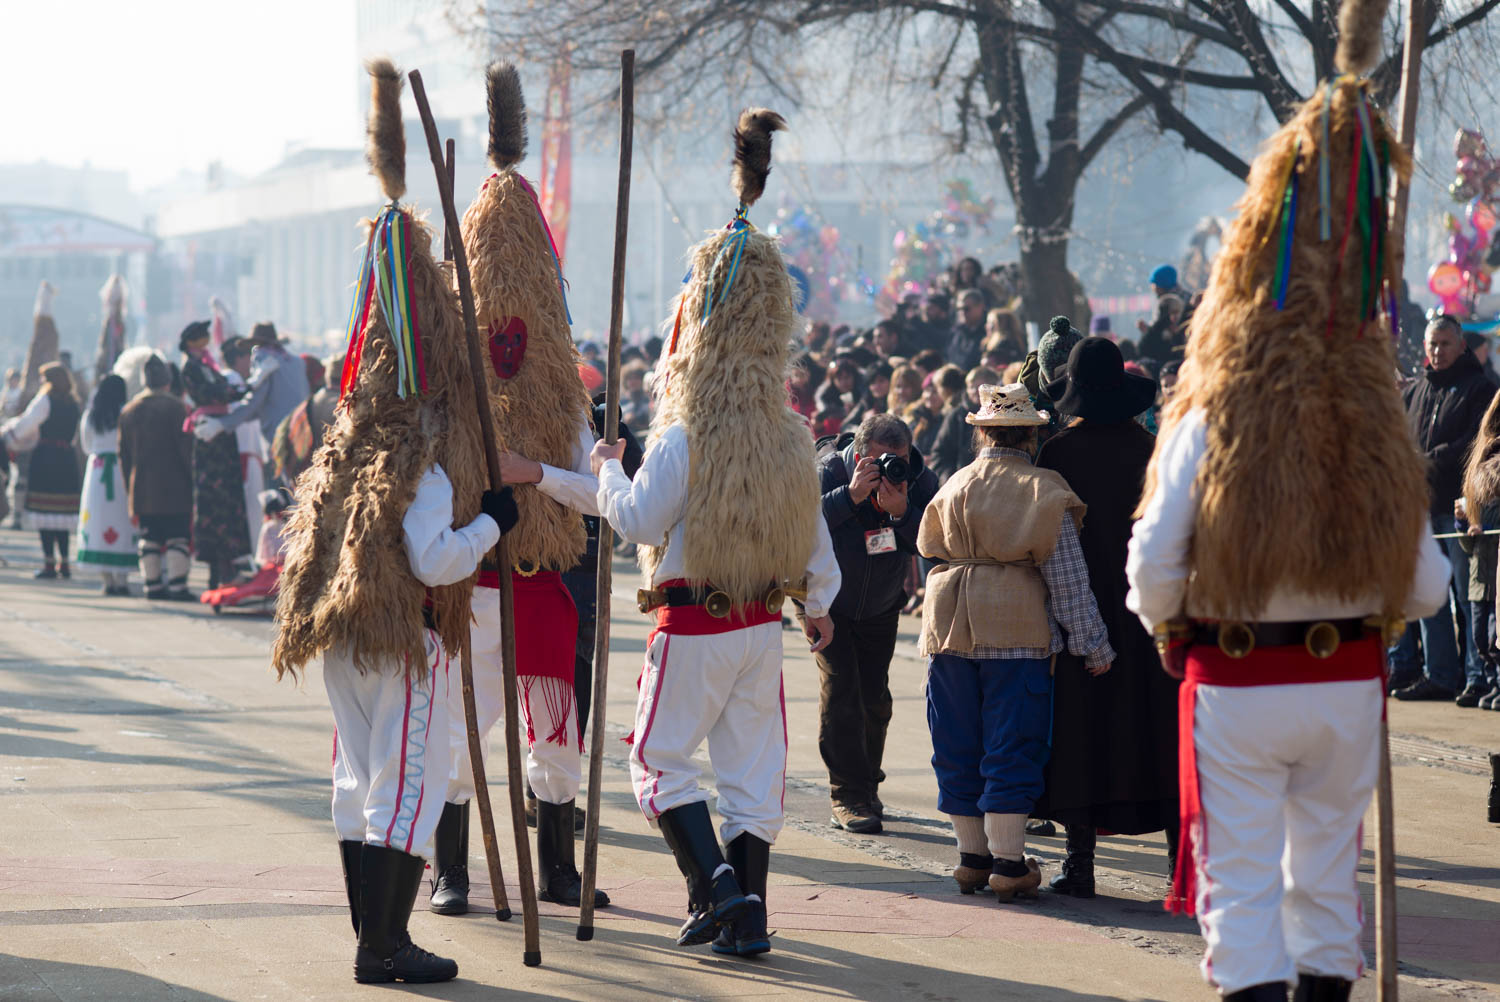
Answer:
[
  {"left": 637, "top": 584, "right": 787, "bottom": 618},
  {"left": 1193, "top": 616, "right": 1397, "bottom": 660}
]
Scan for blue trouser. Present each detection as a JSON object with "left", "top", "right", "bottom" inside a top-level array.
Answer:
[
  {"left": 926, "top": 653, "right": 1052, "bottom": 816},
  {"left": 1439, "top": 515, "right": 1484, "bottom": 689},
  {"left": 1468, "top": 594, "right": 1497, "bottom": 687},
  {"left": 1390, "top": 515, "right": 1465, "bottom": 691}
]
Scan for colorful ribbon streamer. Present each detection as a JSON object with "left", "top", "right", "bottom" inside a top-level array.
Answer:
[{"left": 339, "top": 205, "right": 427, "bottom": 401}]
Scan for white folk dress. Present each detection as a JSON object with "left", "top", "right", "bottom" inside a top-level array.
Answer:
[{"left": 76, "top": 414, "right": 137, "bottom": 574}]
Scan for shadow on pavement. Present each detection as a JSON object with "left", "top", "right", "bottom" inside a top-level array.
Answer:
[{"left": 0, "top": 954, "right": 237, "bottom": 1001}]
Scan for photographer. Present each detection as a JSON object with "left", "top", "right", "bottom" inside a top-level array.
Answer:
[{"left": 812, "top": 412, "right": 938, "bottom": 834}]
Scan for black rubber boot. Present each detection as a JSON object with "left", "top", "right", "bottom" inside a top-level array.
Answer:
[
  {"left": 1225, "top": 983, "right": 1288, "bottom": 1001},
  {"left": 713, "top": 833, "right": 772, "bottom": 957},
  {"left": 429, "top": 801, "right": 470, "bottom": 915},
  {"left": 536, "top": 799, "right": 609, "bottom": 908},
  {"left": 1048, "top": 824, "right": 1096, "bottom": 898},
  {"left": 656, "top": 801, "right": 747, "bottom": 946},
  {"left": 1293, "top": 974, "right": 1352, "bottom": 1002},
  {"left": 338, "top": 840, "right": 361, "bottom": 935},
  {"left": 354, "top": 844, "right": 457, "bottom": 984}
]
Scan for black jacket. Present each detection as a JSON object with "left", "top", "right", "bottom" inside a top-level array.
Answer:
[
  {"left": 946, "top": 323, "right": 985, "bottom": 371},
  {"left": 818, "top": 435, "right": 938, "bottom": 619},
  {"left": 928, "top": 404, "right": 976, "bottom": 484},
  {"left": 1403, "top": 351, "right": 1498, "bottom": 518}
]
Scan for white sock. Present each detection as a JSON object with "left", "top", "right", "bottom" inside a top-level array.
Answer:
[
  {"left": 949, "top": 814, "right": 987, "bottom": 856},
  {"left": 984, "top": 812, "right": 1026, "bottom": 862},
  {"left": 712, "top": 863, "right": 733, "bottom": 880}
]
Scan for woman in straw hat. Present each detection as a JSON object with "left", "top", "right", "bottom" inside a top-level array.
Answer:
[
  {"left": 917, "top": 382, "right": 1113, "bottom": 902},
  {"left": 1033, "top": 338, "right": 1178, "bottom": 899}
]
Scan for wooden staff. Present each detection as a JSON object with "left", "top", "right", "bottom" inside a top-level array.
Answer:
[
  {"left": 577, "top": 48, "right": 635, "bottom": 942},
  {"left": 410, "top": 68, "right": 542, "bottom": 968},
  {"left": 438, "top": 136, "right": 513, "bottom": 925}
]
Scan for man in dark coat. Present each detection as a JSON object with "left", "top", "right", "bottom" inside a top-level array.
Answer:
[
  {"left": 945, "top": 290, "right": 987, "bottom": 371},
  {"left": 119, "top": 356, "right": 194, "bottom": 600},
  {"left": 810, "top": 413, "right": 938, "bottom": 834},
  {"left": 1395, "top": 315, "right": 1498, "bottom": 701},
  {"left": 1034, "top": 337, "right": 1179, "bottom": 898}
]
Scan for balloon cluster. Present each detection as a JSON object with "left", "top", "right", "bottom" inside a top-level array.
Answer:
[
  {"left": 875, "top": 179, "right": 998, "bottom": 313},
  {"left": 1430, "top": 129, "right": 1500, "bottom": 316},
  {"left": 768, "top": 204, "right": 875, "bottom": 322}
]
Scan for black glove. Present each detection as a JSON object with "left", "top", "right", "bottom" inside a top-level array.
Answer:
[{"left": 480, "top": 487, "right": 519, "bottom": 535}]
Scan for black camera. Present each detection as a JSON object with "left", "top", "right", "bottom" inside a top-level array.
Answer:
[{"left": 875, "top": 453, "right": 910, "bottom": 483}]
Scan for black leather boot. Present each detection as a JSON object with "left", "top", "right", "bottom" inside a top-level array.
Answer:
[
  {"left": 1225, "top": 983, "right": 1288, "bottom": 1001},
  {"left": 656, "top": 801, "right": 747, "bottom": 946},
  {"left": 338, "top": 840, "right": 361, "bottom": 935},
  {"left": 1049, "top": 824, "right": 1096, "bottom": 898},
  {"left": 536, "top": 799, "right": 609, "bottom": 908},
  {"left": 354, "top": 844, "right": 457, "bottom": 984},
  {"left": 1489, "top": 753, "right": 1499, "bottom": 824},
  {"left": 1293, "top": 974, "right": 1352, "bottom": 1001},
  {"left": 712, "top": 833, "right": 772, "bottom": 956},
  {"left": 429, "top": 801, "right": 470, "bottom": 915}
]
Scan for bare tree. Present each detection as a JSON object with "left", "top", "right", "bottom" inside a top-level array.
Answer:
[{"left": 452, "top": 0, "right": 1499, "bottom": 324}]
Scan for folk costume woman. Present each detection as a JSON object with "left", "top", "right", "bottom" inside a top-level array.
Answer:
[
  {"left": 77, "top": 374, "right": 136, "bottom": 594},
  {"left": 1033, "top": 338, "right": 1177, "bottom": 898},
  {"left": 595, "top": 109, "right": 840, "bottom": 957},
  {"left": 180, "top": 321, "right": 249, "bottom": 590},
  {"left": 431, "top": 62, "right": 605, "bottom": 916},
  {"left": 1125, "top": 2, "right": 1450, "bottom": 996},
  {"left": 272, "top": 59, "right": 516, "bottom": 987},
  {"left": 917, "top": 382, "right": 1113, "bottom": 902},
  {"left": 2, "top": 360, "right": 82, "bottom": 578}
]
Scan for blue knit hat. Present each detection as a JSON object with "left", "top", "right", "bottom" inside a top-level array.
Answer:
[
  {"left": 1037, "top": 316, "right": 1083, "bottom": 382},
  {"left": 1149, "top": 264, "right": 1177, "bottom": 289}
]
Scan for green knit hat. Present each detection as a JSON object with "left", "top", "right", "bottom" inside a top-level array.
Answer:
[{"left": 1037, "top": 316, "right": 1082, "bottom": 381}]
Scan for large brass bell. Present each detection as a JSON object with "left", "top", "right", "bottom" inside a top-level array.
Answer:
[
  {"left": 704, "top": 591, "right": 733, "bottom": 618},
  {"left": 1304, "top": 621, "right": 1341, "bottom": 659},
  {"left": 764, "top": 587, "right": 786, "bottom": 614},
  {"left": 1218, "top": 621, "right": 1256, "bottom": 659}
]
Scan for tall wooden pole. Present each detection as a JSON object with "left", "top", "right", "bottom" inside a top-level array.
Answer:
[
  {"left": 1388, "top": 0, "right": 1428, "bottom": 252},
  {"left": 439, "top": 135, "right": 514, "bottom": 926},
  {"left": 409, "top": 68, "right": 542, "bottom": 968},
  {"left": 578, "top": 47, "right": 635, "bottom": 943}
]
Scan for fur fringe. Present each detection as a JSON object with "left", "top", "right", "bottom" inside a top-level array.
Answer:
[
  {"left": 486, "top": 62, "right": 527, "bottom": 171},
  {"left": 273, "top": 207, "right": 487, "bottom": 682},
  {"left": 1463, "top": 394, "right": 1500, "bottom": 518},
  {"left": 732, "top": 109, "right": 786, "bottom": 208},
  {"left": 645, "top": 225, "right": 820, "bottom": 603},
  {"left": 1142, "top": 77, "right": 1425, "bottom": 621},
  {"left": 460, "top": 171, "right": 590, "bottom": 571},
  {"left": 23, "top": 282, "right": 59, "bottom": 401},
  {"left": 1336, "top": 0, "right": 1388, "bottom": 76},
  {"left": 365, "top": 58, "right": 406, "bottom": 202}
]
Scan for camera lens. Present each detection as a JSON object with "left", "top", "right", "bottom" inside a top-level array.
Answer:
[{"left": 878, "top": 453, "right": 909, "bottom": 482}]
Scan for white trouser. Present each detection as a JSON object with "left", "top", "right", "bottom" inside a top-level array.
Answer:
[
  {"left": 630, "top": 623, "right": 787, "bottom": 845},
  {"left": 240, "top": 452, "right": 264, "bottom": 554},
  {"left": 1191, "top": 678, "right": 1381, "bottom": 993},
  {"left": 325, "top": 630, "right": 451, "bottom": 861},
  {"left": 444, "top": 587, "right": 581, "bottom": 807}
]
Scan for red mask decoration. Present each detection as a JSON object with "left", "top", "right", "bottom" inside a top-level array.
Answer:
[{"left": 488, "top": 317, "right": 527, "bottom": 379}]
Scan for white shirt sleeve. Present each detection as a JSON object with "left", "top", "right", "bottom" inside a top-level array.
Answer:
[
  {"left": 1125, "top": 408, "right": 1207, "bottom": 633},
  {"left": 801, "top": 516, "right": 842, "bottom": 620},
  {"left": 535, "top": 412, "right": 600, "bottom": 516},
  {"left": 402, "top": 464, "right": 502, "bottom": 587},
  {"left": 1406, "top": 531, "right": 1454, "bottom": 620},
  {"left": 1, "top": 392, "right": 50, "bottom": 449},
  {"left": 596, "top": 424, "right": 689, "bottom": 546}
]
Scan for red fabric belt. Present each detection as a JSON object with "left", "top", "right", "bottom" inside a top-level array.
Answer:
[
  {"left": 1168, "top": 634, "right": 1385, "bottom": 915},
  {"left": 475, "top": 570, "right": 576, "bottom": 682},
  {"left": 651, "top": 578, "right": 780, "bottom": 636}
]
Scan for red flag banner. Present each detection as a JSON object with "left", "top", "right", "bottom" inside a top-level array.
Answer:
[{"left": 538, "top": 61, "right": 573, "bottom": 266}]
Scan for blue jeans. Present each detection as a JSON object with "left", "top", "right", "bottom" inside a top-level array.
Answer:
[
  {"left": 1439, "top": 516, "right": 1487, "bottom": 688},
  {"left": 926, "top": 654, "right": 1052, "bottom": 816},
  {"left": 1390, "top": 515, "right": 1465, "bottom": 691}
]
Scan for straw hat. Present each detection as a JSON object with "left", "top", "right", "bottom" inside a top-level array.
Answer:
[{"left": 966, "top": 383, "right": 1049, "bottom": 426}]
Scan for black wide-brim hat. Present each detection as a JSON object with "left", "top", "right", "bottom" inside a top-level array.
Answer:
[
  {"left": 1045, "top": 336, "right": 1158, "bottom": 423},
  {"left": 178, "top": 320, "right": 212, "bottom": 353}
]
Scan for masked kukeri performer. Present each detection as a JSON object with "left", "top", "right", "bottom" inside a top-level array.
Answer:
[
  {"left": 1125, "top": 5, "right": 1450, "bottom": 998},
  {"left": 593, "top": 109, "right": 840, "bottom": 956},
  {"left": 271, "top": 59, "right": 517, "bottom": 986},
  {"left": 425, "top": 62, "right": 606, "bottom": 916},
  {"left": 95, "top": 275, "right": 129, "bottom": 382}
]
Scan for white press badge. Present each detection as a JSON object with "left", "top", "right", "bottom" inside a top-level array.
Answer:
[{"left": 865, "top": 527, "right": 897, "bottom": 555}]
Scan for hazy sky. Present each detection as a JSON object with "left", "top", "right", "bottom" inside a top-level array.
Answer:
[{"left": 2, "top": 1, "right": 359, "bottom": 187}]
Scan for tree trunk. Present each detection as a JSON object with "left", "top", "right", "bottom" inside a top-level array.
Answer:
[{"left": 1019, "top": 234, "right": 1087, "bottom": 334}]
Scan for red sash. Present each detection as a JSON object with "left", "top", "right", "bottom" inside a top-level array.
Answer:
[
  {"left": 1168, "top": 633, "right": 1385, "bottom": 915},
  {"left": 650, "top": 578, "right": 782, "bottom": 636},
  {"left": 474, "top": 570, "right": 577, "bottom": 683}
]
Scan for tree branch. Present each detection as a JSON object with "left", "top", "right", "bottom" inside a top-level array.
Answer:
[{"left": 1079, "top": 94, "right": 1151, "bottom": 168}]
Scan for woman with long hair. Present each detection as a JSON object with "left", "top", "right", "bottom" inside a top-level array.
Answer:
[
  {"left": 1, "top": 362, "right": 82, "bottom": 577},
  {"left": 888, "top": 364, "right": 923, "bottom": 414},
  {"left": 77, "top": 374, "right": 136, "bottom": 594},
  {"left": 1459, "top": 394, "right": 1500, "bottom": 709},
  {"left": 983, "top": 308, "right": 1026, "bottom": 365}
]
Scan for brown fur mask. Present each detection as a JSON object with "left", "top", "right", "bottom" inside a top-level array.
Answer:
[
  {"left": 460, "top": 62, "right": 590, "bottom": 572},
  {"left": 1142, "top": 75, "right": 1427, "bottom": 620},
  {"left": 272, "top": 60, "right": 488, "bottom": 681},
  {"left": 645, "top": 109, "right": 819, "bottom": 603},
  {"left": 23, "top": 281, "right": 59, "bottom": 403}
]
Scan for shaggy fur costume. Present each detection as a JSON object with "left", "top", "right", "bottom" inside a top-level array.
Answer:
[
  {"left": 644, "top": 108, "right": 819, "bottom": 604},
  {"left": 23, "top": 281, "right": 59, "bottom": 403},
  {"left": 460, "top": 61, "right": 590, "bottom": 572},
  {"left": 272, "top": 60, "right": 487, "bottom": 681},
  {"left": 1463, "top": 395, "right": 1500, "bottom": 518},
  {"left": 1141, "top": 25, "right": 1427, "bottom": 621},
  {"left": 95, "top": 274, "right": 128, "bottom": 380}
]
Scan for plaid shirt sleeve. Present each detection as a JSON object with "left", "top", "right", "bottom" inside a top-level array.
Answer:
[{"left": 1038, "top": 517, "right": 1116, "bottom": 669}]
